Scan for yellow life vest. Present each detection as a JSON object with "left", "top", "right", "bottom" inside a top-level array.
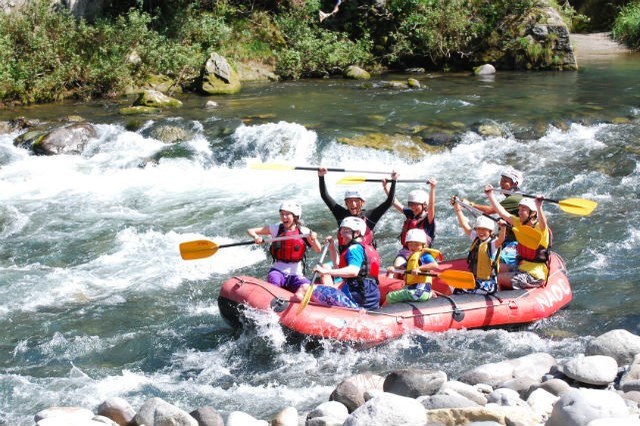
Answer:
[
  {"left": 467, "top": 237, "right": 498, "bottom": 281},
  {"left": 405, "top": 248, "right": 440, "bottom": 286}
]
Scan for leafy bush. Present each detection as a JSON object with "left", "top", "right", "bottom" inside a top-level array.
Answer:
[{"left": 613, "top": 1, "right": 640, "bottom": 49}]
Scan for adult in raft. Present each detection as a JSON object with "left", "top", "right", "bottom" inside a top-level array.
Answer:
[
  {"left": 383, "top": 178, "right": 437, "bottom": 272},
  {"left": 247, "top": 200, "right": 322, "bottom": 293},
  {"left": 484, "top": 185, "right": 550, "bottom": 290},
  {"left": 318, "top": 167, "right": 398, "bottom": 248},
  {"left": 302, "top": 217, "right": 381, "bottom": 310}
]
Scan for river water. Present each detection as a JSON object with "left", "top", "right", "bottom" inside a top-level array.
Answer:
[{"left": 1, "top": 52, "right": 640, "bottom": 424}]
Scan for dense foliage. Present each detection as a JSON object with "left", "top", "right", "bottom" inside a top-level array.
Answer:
[
  {"left": 0, "top": 0, "right": 627, "bottom": 104},
  {"left": 612, "top": 0, "right": 640, "bottom": 49}
]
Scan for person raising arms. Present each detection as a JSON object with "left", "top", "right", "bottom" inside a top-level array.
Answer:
[
  {"left": 383, "top": 178, "right": 437, "bottom": 271},
  {"left": 451, "top": 199, "right": 507, "bottom": 294},
  {"left": 318, "top": 167, "right": 398, "bottom": 247},
  {"left": 247, "top": 200, "right": 322, "bottom": 293},
  {"left": 484, "top": 185, "right": 551, "bottom": 290}
]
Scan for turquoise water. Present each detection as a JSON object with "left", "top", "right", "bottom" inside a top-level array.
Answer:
[{"left": 1, "top": 54, "right": 639, "bottom": 424}]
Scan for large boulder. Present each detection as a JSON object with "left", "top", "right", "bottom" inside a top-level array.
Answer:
[
  {"left": 201, "top": 52, "right": 242, "bottom": 95},
  {"left": 329, "top": 372, "right": 385, "bottom": 412},
  {"left": 133, "top": 397, "right": 198, "bottom": 426},
  {"left": 586, "top": 329, "right": 640, "bottom": 365},
  {"left": 14, "top": 122, "right": 97, "bottom": 155}
]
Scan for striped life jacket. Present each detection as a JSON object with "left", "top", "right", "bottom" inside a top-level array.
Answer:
[{"left": 269, "top": 224, "right": 308, "bottom": 263}]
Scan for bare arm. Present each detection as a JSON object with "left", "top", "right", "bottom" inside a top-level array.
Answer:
[
  {"left": 306, "top": 231, "right": 322, "bottom": 253},
  {"left": 494, "top": 219, "right": 507, "bottom": 247},
  {"left": 247, "top": 226, "right": 271, "bottom": 244},
  {"left": 535, "top": 197, "right": 547, "bottom": 232},
  {"left": 451, "top": 199, "right": 472, "bottom": 237},
  {"left": 484, "top": 184, "right": 514, "bottom": 225}
]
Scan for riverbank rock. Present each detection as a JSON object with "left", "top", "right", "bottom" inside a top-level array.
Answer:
[
  {"left": 133, "top": 89, "right": 182, "bottom": 108},
  {"left": 13, "top": 122, "right": 97, "bottom": 155},
  {"left": 480, "top": 1, "right": 577, "bottom": 70},
  {"left": 201, "top": 52, "right": 242, "bottom": 95},
  {"left": 337, "top": 133, "right": 442, "bottom": 160},
  {"left": 343, "top": 392, "right": 426, "bottom": 426},
  {"left": 546, "top": 388, "right": 634, "bottom": 426},
  {"left": 558, "top": 354, "right": 619, "bottom": 386},
  {"left": 134, "top": 397, "right": 198, "bottom": 426},
  {"left": 329, "top": 372, "right": 385, "bottom": 412},
  {"left": 236, "top": 61, "right": 278, "bottom": 82},
  {"left": 96, "top": 397, "right": 135, "bottom": 426},
  {"left": 189, "top": 406, "right": 224, "bottom": 426},
  {"left": 345, "top": 66, "right": 371, "bottom": 80},
  {"left": 586, "top": 328, "right": 640, "bottom": 365},
  {"left": 383, "top": 368, "right": 447, "bottom": 398}
]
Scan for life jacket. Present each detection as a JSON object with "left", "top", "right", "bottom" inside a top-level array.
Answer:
[
  {"left": 516, "top": 221, "right": 552, "bottom": 263},
  {"left": 400, "top": 213, "right": 429, "bottom": 248},
  {"left": 467, "top": 236, "right": 501, "bottom": 281},
  {"left": 405, "top": 248, "right": 440, "bottom": 286},
  {"left": 269, "top": 224, "right": 308, "bottom": 263},
  {"left": 338, "top": 241, "right": 380, "bottom": 279}
]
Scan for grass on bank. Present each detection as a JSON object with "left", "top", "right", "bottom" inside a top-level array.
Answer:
[
  {"left": 0, "top": 0, "right": 610, "bottom": 105},
  {"left": 613, "top": 0, "right": 640, "bottom": 49}
]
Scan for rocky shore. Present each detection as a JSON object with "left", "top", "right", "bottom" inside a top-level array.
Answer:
[{"left": 33, "top": 328, "right": 640, "bottom": 426}]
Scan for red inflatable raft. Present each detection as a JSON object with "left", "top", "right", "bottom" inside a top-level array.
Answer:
[{"left": 218, "top": 252, "right": 572, "bottom": 346}]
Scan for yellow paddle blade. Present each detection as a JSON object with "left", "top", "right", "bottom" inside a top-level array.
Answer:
[
  {"left": 297, "top": 285, "right": 314, "bottom": 313},
  {"left": 249, "top": 162, "right": 295, "bottom": 171},
  {"left": 336, "top": 175, "right": 368, "bottom": 185},
  {"left": 558, "top": 198, "right": 597, "bottom": 216},
  {"left": 179, "top": 240, "right": 218, "bottom": 260},
  {"left": 438, "top": 270, "right": 476, "bottom": 290},
  {"left": 512, "top": 226, "right": 543, "bottom": 250}
]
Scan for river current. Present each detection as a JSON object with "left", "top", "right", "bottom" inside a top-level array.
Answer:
[{"left": 1, "top": 53, "right": 639, "bottom": 424}]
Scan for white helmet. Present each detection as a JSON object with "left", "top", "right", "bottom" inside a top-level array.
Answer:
[
  {"left": 344, "top": 189, "right": 365, "bottom": 201},
  {"left": 279, "top": 200, "right": 302, "bottom": 217},
  {"left": 407, "top": 189, "right": 428, "bottom": 204},
  {"left": 339, "top": 216, "right": 367, "bottom": 235},
  {"left": 518, "top": 197, "right": 537, "bottom": 212},
  {"left": 475, "top": 216, "right": 496, "bottom": 232},
  {"left": 405, "top": 228, "right": 428, "bottom": 244},
  {"left": 501, "top": 167, "right": 523, "bottom": 187}
]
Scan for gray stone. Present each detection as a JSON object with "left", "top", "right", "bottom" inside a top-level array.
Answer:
[
  {"left": 329, "top": 372, "right": 384, "bottom": 412},
  {"left": 271, "top": 406, "right": 297, "bottom": 426},
  {"left": 35, "top": 407, "right": 94, "bottom": 423},
  {"left": 439, "top": 380, "right": 488, "bottom": 405},
  {"left": 560, "top": 354, "right": 619, "bottom": 386},
  {"left": 587, "top": 329, "right": 640, "bottom": 366},
  {"left": 226, "top": 411, "right": 268, "bottom": 426},
  {"left": 345, "top": 65, "right": 370, "bottom": 80},
  {"left": 97, "top": 397, "right": 136, "bottom": 426},
  {"left": 189, "top": 406, "right": 224, "bottom": 426},
  {"left": 383, "top": 368, "right": 447, "bottom": 398},
  {"left": 546, "top": 389, "right": 631, "bottom": 426},
  {"left": 418, "top": 393, "right": 479, "bottom": 409},
  {"left": 133, "top": 89, "right": 182, "bottom": 108},
  {"left": 526, "top": 378, "right": 572, "bottom": 398},
  {"left": 134, "top": 397, "right": 198, "bottom": 426},
  {"left": 306, "top": 400, "right": 348, "bottom": 423},
  {"left": 343, "top": 392, "right": 426, "bottom": 426},
  {"left": 474, "top": 64, "right": 496, "bottom": 75}
]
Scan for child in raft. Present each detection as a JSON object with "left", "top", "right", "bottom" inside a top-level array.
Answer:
[
  {"left": 452, "top": 197, "right": 507, "bottom": 294},
  {"left": 384, "top": 228, "right": 439, "bottom": 304}
]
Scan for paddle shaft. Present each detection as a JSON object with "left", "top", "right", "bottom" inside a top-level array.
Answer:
[
  {"left": 294, "top": 166, "right": 390, "bottom": 175},
  {"left": 498, "top": 189, "right": 558, "bottom": 202},
  {"left": 455, "top": 199, "right": 512, "bottom": 229},
  {"left": 218, "top": 233, "right": 310, "bottom": 250},
  {"left": 339, "top": 178, "right": 425, "bottom": 184}
]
